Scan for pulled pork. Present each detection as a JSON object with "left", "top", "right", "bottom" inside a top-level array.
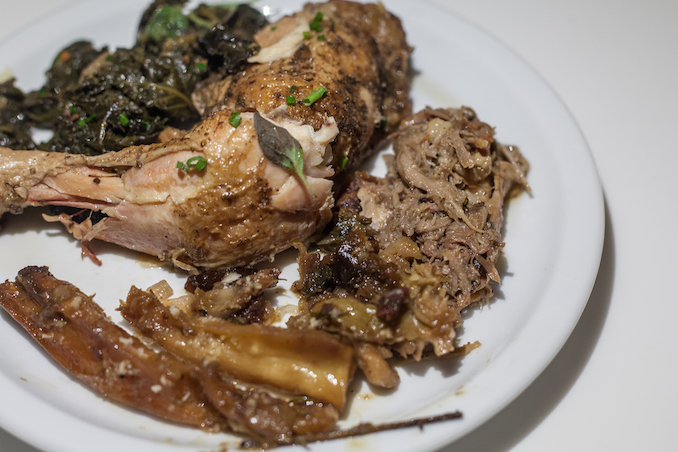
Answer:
[{"left": 289, "top": 107, "right": 529, "bottom": 374}]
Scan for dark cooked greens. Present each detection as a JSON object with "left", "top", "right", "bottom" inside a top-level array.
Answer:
[
  {"left": 0, "top": 1, "right": 267, "bottom": 154},
  {"left": 0, "top": 80, "right": 36, "bottom": 149}
]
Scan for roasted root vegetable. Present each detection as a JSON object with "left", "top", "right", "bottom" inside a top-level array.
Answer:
[
  {"left": 0, "top": 266, "right": 226, "bottom": 430},
  {"left": 120, "top": 286, "right": 356, "bottom": 409}
]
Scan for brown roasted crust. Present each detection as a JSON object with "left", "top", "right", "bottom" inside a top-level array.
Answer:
[{"left": 194, "top": 0, "right": 412, "bottom": 172}]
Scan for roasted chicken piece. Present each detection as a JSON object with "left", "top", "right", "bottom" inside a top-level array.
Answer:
[{"left": 0, "top": 1, "right": 411, "bottom": 271}]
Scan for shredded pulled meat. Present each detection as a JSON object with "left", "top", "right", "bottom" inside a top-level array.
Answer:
[{"left": 289, "top": 106, "right": 529, "bottom": 376}]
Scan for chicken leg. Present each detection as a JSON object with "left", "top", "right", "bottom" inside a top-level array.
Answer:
[{"left": 0, "top": 1, "right": 411, "bottom": 272}]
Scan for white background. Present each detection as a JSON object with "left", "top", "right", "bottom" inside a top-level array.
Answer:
[{"left": 0, "top": 0, "right": 676, "bottom": 451}]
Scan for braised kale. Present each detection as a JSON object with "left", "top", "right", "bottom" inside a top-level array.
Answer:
[{"left": 0, "top": 1, "right": 267, "bottom": 155}]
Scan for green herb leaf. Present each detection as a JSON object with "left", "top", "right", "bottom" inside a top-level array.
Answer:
[
  {"left": 177, "top": 155, "right": 207, "bottom": 172},
  {"left": 302, "top": 86, "right": 328, "bottom": 107},
  {"left": 303, "top": 31, "right": 310, "bottom": 39},
  {"left": 229, "top": 111, "right": 241, "bottom": 127},
  {"left": 187, "top": 12, "right": 217, "bottom": 29},
  {"left": 309, "top": 12, "right": 323, "bottom": 32},
  {"left": 339, "top": 156, "right": 349, "bottom": 169},
  {"left": 77, "top": 114, "right": 97, "bottom": 127},
  {"left": 145, "top": 6, "right": 190, "bottom": 42},
  {"left": 281, "top": 146, "right": 314, "bottom": 194},
  {"left": 195, "top": 61, "right": 207, "bottom": 72},
  {"left": 118, "top": 113, "right": 130, "bottom": 126},
  {"left": 317, "top": 34, "right": 326, "bottom": 41},
  {"left": 286, "top": 95, "right": 296, "bottom": 105},
  {"left": 253, "top": 112, "right": 314, "bottom": 194}
]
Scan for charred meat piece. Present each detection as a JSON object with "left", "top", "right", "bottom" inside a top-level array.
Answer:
[
  {"left": 290, "top": 107, "right": 529, "bottom": 365},
  {"left": 0, "top": 1, "right": 412, "bottom": 272},
  {"left": 0, "top": 266, "right": 227, "bottom": 430},
  {"left": 188, "top": 267, "right": 280, "bottom": 321},
  {"left": 120, "top": 285, "right": 356, "bottom": 409}
]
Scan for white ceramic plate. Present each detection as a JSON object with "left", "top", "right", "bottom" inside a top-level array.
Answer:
[{"left": 0, "top": 1, "right": 604, "bottom": 451}]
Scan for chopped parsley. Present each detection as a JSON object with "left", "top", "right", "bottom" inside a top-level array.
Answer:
[{"left": 286, "top": 95, "right": 296, "bottom": 105}]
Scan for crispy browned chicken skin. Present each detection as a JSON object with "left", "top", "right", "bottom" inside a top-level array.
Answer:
[{"left": 0, "top": 1, "right": 411, "bottom": 271}]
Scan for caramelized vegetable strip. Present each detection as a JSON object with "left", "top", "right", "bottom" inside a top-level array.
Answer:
[
  {"left": 200, "top": 366, "right": 338, "bottom": 439},
  {"left": 0, "top": 266, "right": 225, "bottom": 430},
  {"left": 120, "top": 286, "right": 355, "bottom": 409}
]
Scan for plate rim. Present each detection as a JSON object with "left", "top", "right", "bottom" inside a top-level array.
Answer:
[{"left": 0, "top": 0, "right": 605, "bottom": 451}]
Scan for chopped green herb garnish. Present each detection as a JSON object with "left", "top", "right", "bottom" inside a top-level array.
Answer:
[
  {"left": 68, "top": 105, "right": 79, "bottom": 114},
  {"left": 302, "top": 86, "right": 328, "bottom": 107},
  {"left": 317, "top": 34, "right": 326, "bottom": 40},
  {"left": 118, "top": 113, "right": 130, "bottom": 126},
  {"left": 77, "top": 114, "right": 97, "bottom": 126},
  {"left": 379, "top": 117, "right": 387, "bottom": 128},
  {"left": 271, "top": 26, "right": 278, "bottom": 31},
  {"left": 176, "top": 155, "right": 207, "bottom": 172},
  {"left": 290, "top": 85, "right": 297, "bottom": 93},
  {"left": 286, "top": 95, "right": 296, "bottom": 105},
  {"left": 143, "top": 120, "right": 151, "bottom": 131},
  {"left": 303, "top": 31, "right": 310, "bottom": 39},
  {"left": 195, "top": 61, "right": 207, "bottom": 72},
  {"left": 339, "top": 156, "right": 349, "bottom": 169},
  {"left": 229, "top": 112, "right": 241, "bottom": 127},
  {"left": 309, "top": 12, "right": 323, "bottom": 32}
]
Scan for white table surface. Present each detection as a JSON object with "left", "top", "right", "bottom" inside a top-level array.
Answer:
[{"left": 0, "top": 0, "right": 676, "bottom": 451}]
